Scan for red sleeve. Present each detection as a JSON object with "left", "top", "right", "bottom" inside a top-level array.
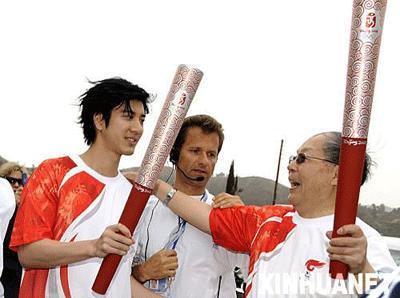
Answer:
[
  {"left": 209, "top": 205, "right": 296, "bottom": 254},
  {"left": 209, "top": 205, "right": 260, "bottom": 253},
  {"left": 10, "top": 158, "right": 72, "bottom": 251}
]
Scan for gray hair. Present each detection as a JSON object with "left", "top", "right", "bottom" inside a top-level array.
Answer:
[{"left": 321, "top": 132, "right": 372, "bottom": 186}]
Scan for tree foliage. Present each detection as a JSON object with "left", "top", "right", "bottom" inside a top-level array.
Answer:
[
  {"left": 226, "top": 160, "right": 239, "bottom": 195},
  {"left": 357, "top": 204, "right": 400, "bottom": 237}
]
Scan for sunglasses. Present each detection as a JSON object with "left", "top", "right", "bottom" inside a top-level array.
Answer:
[
  {"left": 4, "top": 176, "right": 24, "bottom": 186},
  {"left": 289, "top": 153, "right": 337, "bottom": 165}
]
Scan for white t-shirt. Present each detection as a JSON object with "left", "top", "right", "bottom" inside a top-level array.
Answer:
[
  {"left": 11, "top": 156, "right": 134, "bottom": 298},
  {"left": 210, "top": 205, "right": 397, "bottom": 298},
  {"left": 133, "top": 190, "right": 249, "bottom": 298},
  {"left": 0, "top": 177, "right": 16, "bottom": 298}
]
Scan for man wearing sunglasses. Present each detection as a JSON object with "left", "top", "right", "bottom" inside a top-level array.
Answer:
[
  {"left": 151, "top": 131, "right": 396, "bottom": 297},
  {"left": 4, "top": 177, "right": 23, "bottom": 185},
  {"left": 0, "top": 177, "right": 15, "bottom": 298},
  {"left": 0, "top": 162, "right": 27, "bottom": 207}
]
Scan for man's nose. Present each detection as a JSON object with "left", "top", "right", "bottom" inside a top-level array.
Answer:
[
  {"left": 129, "top": 118, "right": 143, "bottom": 135},
  {"left": 287, "top": 159, "right": 296, "bottom": 172},
  {"left": 197, "top": 152, "right": 209, "bottom": 165}
]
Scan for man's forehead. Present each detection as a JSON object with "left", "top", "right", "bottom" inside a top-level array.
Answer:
[
  {"left": 116, "top": 100, "right": 145, "bottom": 113},
  {"left": 186, "top": 127, "right": 218, "bottom": 137},
  {"left": 298, "top": 135, "right": 325, "bottom": 153},
  {"left": 129, "top": 99, "right": 145, "bottom": 110},
  {"left": 184, "top": 127, "right": 219, "bottom": 148}
]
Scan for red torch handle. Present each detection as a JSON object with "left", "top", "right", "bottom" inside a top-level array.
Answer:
[
  {"left": 329, "top": 137, "right": 367, "bottom": 279},
  {"left": 92, "top": 182, "right": 152, "bottom": 294}
]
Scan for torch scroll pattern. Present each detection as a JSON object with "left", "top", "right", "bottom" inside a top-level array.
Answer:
[
  {"left": 342, "top": 0, "right": 386, "bottom": 139},
  {"left": 137, "top": 65, "right": 203, "bottom": 189}
]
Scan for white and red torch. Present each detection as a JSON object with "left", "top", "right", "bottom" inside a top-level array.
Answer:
[{"left": 330, "top": 0, "right": 387, "bottom": 279}]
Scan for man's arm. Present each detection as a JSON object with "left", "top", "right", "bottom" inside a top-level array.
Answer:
[
  {"left": 154, "top": 180, "right": 260, "bottom": 253},
  {"left": 18, "top": 223, "right": 133, "bottom": 268},
  {"left": 129, "top": 169, "right": 212, "bottom": 237},
  {"left": 130, "top": 276, "right": 162, "bottom": 297},
  {"left": 153, "top": 180, "right": 212, "bottom": 234}
]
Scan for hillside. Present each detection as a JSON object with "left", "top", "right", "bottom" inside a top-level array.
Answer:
[
  {"left": 122, "top": 166, "right": 289, "bottom": 206},
  {"left": 207, "top": 175, "right": 289, "bottom": 206},
  {"left": 2, "top": 156, "right": 398, "bottom": 237},
  {"left": 0, "top": 155, "right": 8, "bottom": 165}
]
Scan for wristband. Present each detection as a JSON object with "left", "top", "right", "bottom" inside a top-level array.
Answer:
[{"left": 163, "top": 187, "right": 177, "bottom": 207}]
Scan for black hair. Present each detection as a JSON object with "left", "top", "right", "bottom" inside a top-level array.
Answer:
[
  {"left": 78, "top": 77, "right": 151, "bottom": 145},
  {"left": 322, "top": 131, "right": 373, "bottom": 185},
  {"left": 170, "top": 114, "right": 224, "bottom": 164}
]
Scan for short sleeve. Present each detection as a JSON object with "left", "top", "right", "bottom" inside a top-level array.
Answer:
[
  {"left": 209, "top": 206, "right": 260, "bottom": 253},
  {"left": 10, "top": 160, "right": 62, "bottom": 251}
]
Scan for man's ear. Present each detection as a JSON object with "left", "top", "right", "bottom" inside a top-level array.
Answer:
[
  {"left": 93, "top": 113, "right": 105, "bottom": 132},
  {"left": 330, "top": 165, "right": 339, "bottom": 186}
]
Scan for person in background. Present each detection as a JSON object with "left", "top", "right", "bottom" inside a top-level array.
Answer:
[
  {"left": 0, "top": 162, "right": 25, "bottom": 206},
  {"left": 0, "top": 162, "right": 27, "bottom": 298},
  {"left": 0, "top": 177, "right": 15, "bottom": 298}
]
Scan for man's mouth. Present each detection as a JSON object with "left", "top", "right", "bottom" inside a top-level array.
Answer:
[
  {"left": 126, "top": 137, "right": 138, "bottom": 146},
  {"left": 192, "top": 169, "right": 207, "bottom": 175},
  {"left": 289, "top": 179, "right": 301, "bottom": 190}
]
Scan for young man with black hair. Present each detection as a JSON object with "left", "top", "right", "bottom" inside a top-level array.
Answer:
[
  {"left": 129, "top": 114, "right": 248, "bottom": 297},
  {"left": 152, "top": 131, "right": 396, "bottom": 297},
  {"left": 10, "top": 78, "right": 158, "bottom": 297}
]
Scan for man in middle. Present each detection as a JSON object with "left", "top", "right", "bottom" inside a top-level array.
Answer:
[{"left": 130, "top": 114, "right": 248, "bottom": 297}]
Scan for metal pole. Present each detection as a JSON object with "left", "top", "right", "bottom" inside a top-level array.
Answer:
[{"left": 272, "top": 139, "right": 284, "bottom": 205}]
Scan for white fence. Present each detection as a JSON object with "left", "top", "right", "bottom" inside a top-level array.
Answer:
[{"left": 383, "top": 236, "right": 400, "bottom": 251}]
